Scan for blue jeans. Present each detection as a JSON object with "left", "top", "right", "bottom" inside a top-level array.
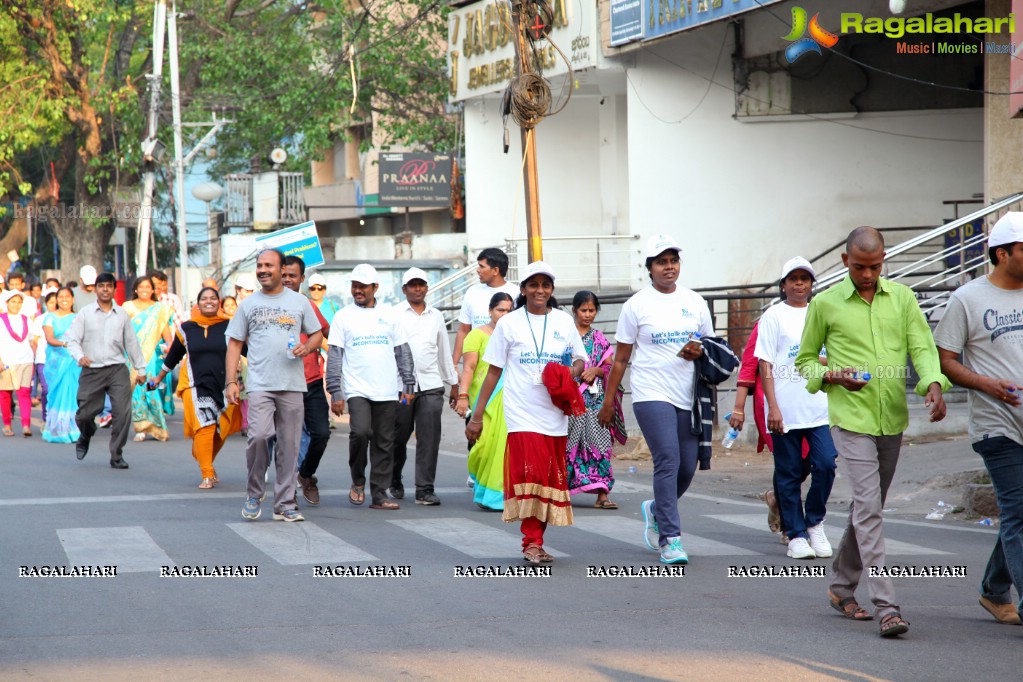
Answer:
[
  {"left": 972, "top": 436, "right": 1023, "bottom": 618},
  {"left": 633, "top": 401, "right": 699, "bottom": 546},
  {"left": 773, "top": 425, "right": 837, "bottom": 540}
]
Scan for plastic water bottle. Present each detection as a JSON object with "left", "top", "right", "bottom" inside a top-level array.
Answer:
[
  {"left": 287, "top": 334, "right": 298, "bottom": 359},
  {"left": 925, "top": 500, "right": 950, "bottom": 520},
  {"left": 721, "top": 412, "right": 739, "bottom": 449}
]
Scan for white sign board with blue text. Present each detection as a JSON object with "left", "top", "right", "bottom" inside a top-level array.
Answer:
[{"left": 254, "top": 221, "right": 325, "bottom": 269}]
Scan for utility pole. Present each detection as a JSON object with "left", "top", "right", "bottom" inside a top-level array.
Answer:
[
  {"left": 510, "top": 0, "right": 544, "bottom": 263},
  {"left": 167, "top": 0, "right": 189, "bottom": 305},
  {"left": 136, "top": 0, "right": 167, "bottom": 278},
  {"left": 136, "top": 0, "right": 226, "bottom": 304}
]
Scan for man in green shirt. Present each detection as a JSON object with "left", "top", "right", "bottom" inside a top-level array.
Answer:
[{"left": 796, "top": 226, "right": 950, "bottom": 638}]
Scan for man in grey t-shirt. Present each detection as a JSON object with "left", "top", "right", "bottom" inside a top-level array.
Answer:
[
  {"left": 934, "top": 212, "right": 1023, "bottom": 627},
  {"left": 226, "top": 249, "right": 323, "bottom": 522}
]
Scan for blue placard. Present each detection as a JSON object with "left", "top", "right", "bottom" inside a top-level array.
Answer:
[
  {"left": 644, "top": 0, "right": 785, "bottom": 42},
  {"left": 611, "top": 0, "right": 645, "bottom": 46}
]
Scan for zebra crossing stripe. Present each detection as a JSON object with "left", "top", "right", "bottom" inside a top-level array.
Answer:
[
  {"left": 571, "top": 516, "right": 761, "bottom": 556},
  {"left": 388, "top": 517, "right": 568, "bottom": 559},
  {"left": 703, "top": 514, "right": 953, "bottom": 556},
  {"left": 227, "top": 522, "right": 377, "bottom": 565},
  {"left": 56, "top": 526, "right": 174, "bottom": 573}
]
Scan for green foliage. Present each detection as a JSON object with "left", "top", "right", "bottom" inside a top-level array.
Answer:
[{"left": 1, "top": 0, "right": 456, "bottom": 245}]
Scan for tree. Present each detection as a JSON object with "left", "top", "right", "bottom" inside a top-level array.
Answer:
[{"left": 1, "top": 0, "right": 454, "bottom": 282}]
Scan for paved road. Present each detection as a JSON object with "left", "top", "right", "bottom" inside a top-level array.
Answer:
[{"left": 1, "top": 406, "right": 1018, "bottom": 680}]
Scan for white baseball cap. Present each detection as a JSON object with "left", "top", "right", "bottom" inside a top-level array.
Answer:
[
  {"left": 402, "top": 267, "right": 429, "bottom": 286},
  {"left": 780, "top": 256, "right": 816, "bottom": 281},
  {"left": 645, "top": 234, "right": 682, "bottom": 259},
  {"left": 519, "top": 260, "right": 557, "bottom": 285},
  {"left": 308, "top": 273, "right": 327, "bottom": 288},
  {"left": 350, "top": 263, "right": 379, "bottom": 285},
  {"left": 234, "top": 273, "right": 257, "bottom": 291},
  {"left": 989, "top": 212, "right": 1023, "bottom": 248},
  {"left": 79, "top": 265, "right": 97, "bottom": 286},
  {"left": 41, "top": 286, "right": 59, "bottom": 299}
]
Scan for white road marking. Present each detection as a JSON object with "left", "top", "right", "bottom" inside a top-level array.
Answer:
[
  {"left": 227, "top": 521, "right": 377, "bottom": 565},
  {"left": 56, "top": 526, "right": 173, "bottom": 573},
  {"left": 704, "top": 514, "right": 953, "bottom": 556},
  {"left": 572, "top": 516, "right": 761, "bottom": 556},
  {"left": 389, "top": 517, "right": 568, "bottom": 559}
]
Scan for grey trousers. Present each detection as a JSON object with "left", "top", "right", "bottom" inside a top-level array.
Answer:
[
  {"left": 829, "top": 426, "right": 904, "bottom": 619},
  {"left": 246, "top": 391, "right": 304, "bottom": 513},
  {"left": 76, "top": 364, "right": 132, "bottom": 460},
  {"left": 393, "top": 388, "right": 445, "bottom": 493}
]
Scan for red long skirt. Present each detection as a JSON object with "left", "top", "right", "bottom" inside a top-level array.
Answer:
[{"left": 502, "top": 432, "right": 574, "bottom": 527}]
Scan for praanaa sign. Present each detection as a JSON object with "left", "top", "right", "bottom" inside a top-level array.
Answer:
[{"left": 377, "top": 152, "right": 451, "bottom": 208}]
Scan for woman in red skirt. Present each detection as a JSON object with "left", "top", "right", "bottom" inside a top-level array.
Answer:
[{"left": 466, "top": 261, "right": 587, "bottom": 563}]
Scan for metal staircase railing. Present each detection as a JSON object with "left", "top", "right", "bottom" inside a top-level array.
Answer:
[
  {"left": 814, "top": 192, "right": 1023, "bottom": 296},
  {"left": 425, "top": 262, "right": 478, "bottom": 329}
]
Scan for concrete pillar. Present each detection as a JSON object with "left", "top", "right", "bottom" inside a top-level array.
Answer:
[{"left": 985, "top": 0, "right": 1023, "bottom": 203}]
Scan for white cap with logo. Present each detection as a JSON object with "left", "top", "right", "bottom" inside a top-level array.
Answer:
[
  {"left": 234, "top": 273, "right": 257, "bottom": 291},
  {"left": 402, "top": 267, "right": 429, "bottom": 286},
  {"left": 519, "top": 260, "right": 557, "bottom": 285},
  {"left": 79, "top": 265, "right": 97, "bottom": 286},
  {"left": 644, "top": 234, "right": 682, "bottom": 259},
  {"left": 780, "top": 256, "right": 816, "bottom": 281},
  {"left": 307, "top": 273, "right": 327, "bottom": 288},
  {"left": 989, "top": 212, "right": 1023, "bottom": 248},
  {"left": 350, "top": 263, "right": 379, "bottom": 285}
]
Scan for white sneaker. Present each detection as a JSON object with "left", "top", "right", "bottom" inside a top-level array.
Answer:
[
  {"left": 787, "top": 536, "right": 816, "bottom": 559},
  {"left": 660, "top": 536, "right": 688, "bottom": 565},
  {"left": 806, "top": 523, "right": 833, "bottom": 558}
]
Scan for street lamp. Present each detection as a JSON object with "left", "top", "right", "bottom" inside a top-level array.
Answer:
[{"left": 191, "top": 182, "right": 223, "bottom": 275}]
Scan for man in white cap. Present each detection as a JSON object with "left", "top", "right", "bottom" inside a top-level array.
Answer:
[
  {"left": 307, "top": 272, "right": 340, "bottom": 325},
  {"left": 754, "top": 256, "right": 836, "bottom": 561},
  {"left": 796, "top": 226, "right": 949, "bottom": 637},
  {"left": 74, "top": 265, "right": 98, "bottom": 310},
  {"left": 325, "top": 263, "right": 416, "bottom": 509},
  {"left": 392, "top": 267, "right": 459, "bottom": 504},
  {"left": 934, "top": 212, "right": 1023, "bottom": 627},
  {"left": 234, "top": 273, "right": 257, "bottom": 302}
]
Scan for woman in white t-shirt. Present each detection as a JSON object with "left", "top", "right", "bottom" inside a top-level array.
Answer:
[
  {"left": 753, "top": 257, "right": 837, "bottom": 561},
  {"left": 466, "top": 261, "right": 587, "bottom": 564},
  {"left": 0, "top": 290, "right": 36, "bottom": 437},
  {"left": 599, "top": 234, "right": 713, "bottom": 565}
]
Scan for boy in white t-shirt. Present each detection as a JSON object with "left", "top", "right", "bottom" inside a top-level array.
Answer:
[{"left": 754, "top": 257, "right": 836, "bottom": 560}]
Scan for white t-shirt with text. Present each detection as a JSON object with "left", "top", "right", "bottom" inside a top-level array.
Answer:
[
  {"left": 615, "top": 286, "right": 714, "bottom": 410},
  {"left": 753, "top": 302, "right": 829, "bottom": 431},
  {"left": 483, "top": 307, "right": 587, "bottom": 436},
  {"left": 328, "top": 304, "right": 408, "bottom": 401},
  {"left": 458, "top": 281, "right": 520, "bottom": 329}
]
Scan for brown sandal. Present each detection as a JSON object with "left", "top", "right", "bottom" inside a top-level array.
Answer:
[
  {"left": 522, "top": 544, "right": 554, "bottom": 564},
  {"left": 829, "top": 592, "right": 873, "bottom": 621},
  {"left": 879, "top": 613, "right": 910, "bottom": 637},
  {"left": 2, "top": 426, "right": 12, "bottom": 437},
  {"left": 369, "top": 499, "right": 399, "bottom": 510},
  {"left": 764, "top": 489, "right": 781, "bottom": 533},
  {"left": 594, "top": 499, "right": 618, "bottom": 509}
]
